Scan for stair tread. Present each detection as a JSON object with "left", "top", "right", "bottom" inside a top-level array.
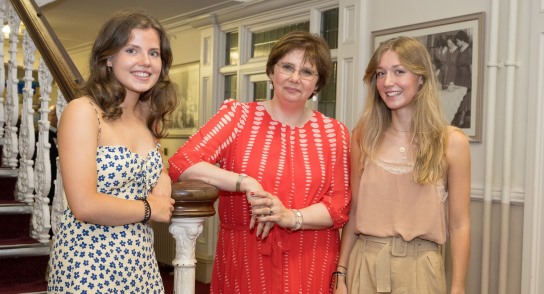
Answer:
[
  {"left": 0, "top": 201, "right": 33, "bottom": 214},
  {"left": 0, "top": 167, "right": 18, "bottom": 177}
]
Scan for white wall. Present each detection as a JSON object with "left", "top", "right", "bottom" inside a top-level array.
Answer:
[{"left": 522, "top": 0, "right": 544, "bottom": 293}]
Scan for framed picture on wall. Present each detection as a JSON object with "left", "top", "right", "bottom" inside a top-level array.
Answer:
[
  {"left": 168, "top": 62, "right": 200, "bottom": 138},
  {"left": 372, "top": 12, "right": 485, "bottom": 141}
]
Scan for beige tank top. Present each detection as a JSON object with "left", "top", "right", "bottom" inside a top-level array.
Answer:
[{"left": 354, "top": 158, "right": 448, "bottom": 244}]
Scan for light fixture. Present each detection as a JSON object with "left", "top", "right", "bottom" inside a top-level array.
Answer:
[{"left": 2, "top": 24, "right": 9, "bottom": 39}]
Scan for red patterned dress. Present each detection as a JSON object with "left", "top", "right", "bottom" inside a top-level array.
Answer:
[{"left": 168, "top": 100, "right": 351, "bottom": 294}]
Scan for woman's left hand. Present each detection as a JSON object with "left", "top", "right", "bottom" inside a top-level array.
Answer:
[
  {"left": 151, "top": 169, "right": 172, "bottom": 198},
  {"left": 250, "top": 191, "right": 294, "bottom": 238}
]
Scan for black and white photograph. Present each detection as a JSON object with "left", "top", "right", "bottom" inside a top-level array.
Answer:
[{"left": 168, "top": 62, "right": 200, "bottom": 137}]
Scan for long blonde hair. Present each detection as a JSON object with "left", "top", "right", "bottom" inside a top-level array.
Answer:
[{"left": 353, "top": 36, "right": 448, "bottom": 185}]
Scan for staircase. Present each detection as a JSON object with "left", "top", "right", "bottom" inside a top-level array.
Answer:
[{"left": 0, "top": 166, "right": 49, "bottom": 293}]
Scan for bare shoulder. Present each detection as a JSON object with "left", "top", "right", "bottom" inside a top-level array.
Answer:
[
  {"left": 445, "top": 126, "right": 470, "bottom": 165},
  {"left": 62, "top": 97, "right": 98, "bottom": 118},
  {"left": 59, "top": 97, "right": 101, "bottom": 132},
  {"left": 447, "top": 126, "right": 469, "bottom": 148}
]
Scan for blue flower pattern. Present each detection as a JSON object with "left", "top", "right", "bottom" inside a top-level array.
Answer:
[{"left": 48, "top": 145, "right": 165, "bottom": 293}]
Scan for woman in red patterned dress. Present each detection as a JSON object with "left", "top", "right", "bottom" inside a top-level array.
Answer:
[{"left": 168, "top": 31, "right": 351, "bottom": 293}]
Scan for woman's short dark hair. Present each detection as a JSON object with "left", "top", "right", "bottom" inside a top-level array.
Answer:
[{"left": 265, "top": 31, "right": 332, "bottom": 93}]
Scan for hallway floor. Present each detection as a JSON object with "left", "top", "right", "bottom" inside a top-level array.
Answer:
[{"left": 160, "top": 263, "right": 210, "bottom": 294}]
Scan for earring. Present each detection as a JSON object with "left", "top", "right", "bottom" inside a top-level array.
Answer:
[
  {"left": 311, "top": 94, "right": 318, "bottom": 102},
  {"left": 269, "top": 83, "right": 274, "bottom": 90}
]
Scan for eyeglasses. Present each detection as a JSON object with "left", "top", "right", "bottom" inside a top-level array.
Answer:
[{"left": 275, "top": 62, "right": 318, "bottom": 81}]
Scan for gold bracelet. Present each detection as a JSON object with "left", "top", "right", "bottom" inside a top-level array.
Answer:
[
  {"left": 236, "top": 173, "right": 247, "bottom": 192},
  {"left": 290, "top": 209, "right": 303, "bottom": 231}
]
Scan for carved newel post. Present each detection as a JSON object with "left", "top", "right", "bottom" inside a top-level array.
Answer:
[{"left": 170, "top": 180, "right": 218, "bottom": 294}]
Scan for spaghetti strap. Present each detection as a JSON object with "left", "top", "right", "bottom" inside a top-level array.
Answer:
[{"left": 87, "top": 101, "right": 102, "bottom": 141}]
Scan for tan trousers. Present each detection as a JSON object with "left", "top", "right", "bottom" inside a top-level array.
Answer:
[{"left": 347, "top": 235, "right": 446, "bottom": 294}]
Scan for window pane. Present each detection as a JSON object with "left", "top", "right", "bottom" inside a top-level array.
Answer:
[
  {"left": 224, "top": 75, "right": 238, "bottom": 100},
  {"left": 253, "top": 81, "right": 268, "bottom": 102},
  {"left": 321, "top": 8, "right": 339, "bottom": 49},
  {"left": 251, "top": 22, "right": 310, "bottom": 58},
  {"left": 225, "top": 32, "right": 239, "bottom": 65},
  {"left": 318, "top": 61, "right": 337, "bottom": 118}
]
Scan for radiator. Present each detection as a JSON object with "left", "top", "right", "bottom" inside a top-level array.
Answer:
[{"left": 151, "top": 221, "right": 175, "bottom": 266}]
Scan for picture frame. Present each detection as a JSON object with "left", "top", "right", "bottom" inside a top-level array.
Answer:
[
  {"left": 167, "top": 62, "right": 200, "bottom": 138},
  {"left": 372, "top": 13, "right": 485, "bottom": 141}
]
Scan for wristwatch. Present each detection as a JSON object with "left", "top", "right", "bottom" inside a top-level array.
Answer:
[{"left": 236, "top": 173, "right": 247, "bottom": 192}]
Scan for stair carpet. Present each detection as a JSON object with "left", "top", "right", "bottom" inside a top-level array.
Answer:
[{"left": 0, "top": 167, "right": 49, "bottom": 294}]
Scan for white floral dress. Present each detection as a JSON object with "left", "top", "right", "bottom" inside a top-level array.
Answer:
[{"left": 48, "top": 144, "right": 164, "bottom": 294}]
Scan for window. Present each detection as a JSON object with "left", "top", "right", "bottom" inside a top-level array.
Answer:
[
  {"left": 220, "top": 6, "right": 339, "bottom": 117},
  {"left": 321, "top": 8, "right": 339, "bottom": 49},
  {"left": 225, "top": 32, "right": 239, "bottom": 65},
  {"left": 318, "top": 61, "right": 337, "bottom": 118},
  {"left": 224, "top": 75, "right": 238, "bottom": 100},
  {"left": 253, "top": 81, "right": 269, "bottom": 102},
  {"left": 252, "top": 22, "right": 310, "bottom": 58}
]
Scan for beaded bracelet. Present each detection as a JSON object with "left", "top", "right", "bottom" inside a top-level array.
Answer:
[
  {"left": 290, "top": 209, "right": 303, "bottom": 231},
  {"left": 139, "top": 198, "right": 151, "bottom": 223}
]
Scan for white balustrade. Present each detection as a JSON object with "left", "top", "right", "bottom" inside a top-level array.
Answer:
[
  {"left": 170, "top": 217, "right": 205, "bottom": 294},
  {"left": 32, "top": 59, "right": 54, "bottom": 243},
  {"left": 2, "top": 3, "right": 20, "bottom": 168},
  {"left": 17, "top": 30, "right": 36, "bottom": 205},
  {"left": 0, "top": 0, "right": 7, "bottom": 139}
]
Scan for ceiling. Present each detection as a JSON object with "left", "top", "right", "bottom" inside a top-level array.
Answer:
[{"left": 39, "top": 0, "right": 249, "bottom": 51}]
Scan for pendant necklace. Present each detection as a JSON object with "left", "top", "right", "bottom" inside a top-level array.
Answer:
[
  {"left": 399, "top": 145, "right": 407, "bottom": 160},
  {"left": 391, "top": 127, "right": 411, "bottom": 161}
]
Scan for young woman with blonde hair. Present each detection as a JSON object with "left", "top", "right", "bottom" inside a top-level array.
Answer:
[{"left": 334, "top": 36, "right": 471, "bottom": 294}]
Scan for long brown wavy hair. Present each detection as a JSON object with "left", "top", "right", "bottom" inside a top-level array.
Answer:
[
  {"left": 77, "top": 9, "right": 178, "bottom": 138},
  {"left": 353, "top": 36, "right": 449, "bottom": 185}
]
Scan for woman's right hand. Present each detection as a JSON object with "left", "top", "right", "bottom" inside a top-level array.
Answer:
[
  {"left": 239, "top": 176, "right": 275, "bottom": 232},
  {"left": 146, "top": 192, "right": 175, "bottom": 223},
  {"left": 239, "top": 175, "right": 263, "bottom": 202}
]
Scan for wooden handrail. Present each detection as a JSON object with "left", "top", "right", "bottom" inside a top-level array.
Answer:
[
  {"left": 10, "top": 0, "right": 83, "bottom": 101},
  {"left": 171, "top": 180, "right": 219, "bottom": 217}
]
